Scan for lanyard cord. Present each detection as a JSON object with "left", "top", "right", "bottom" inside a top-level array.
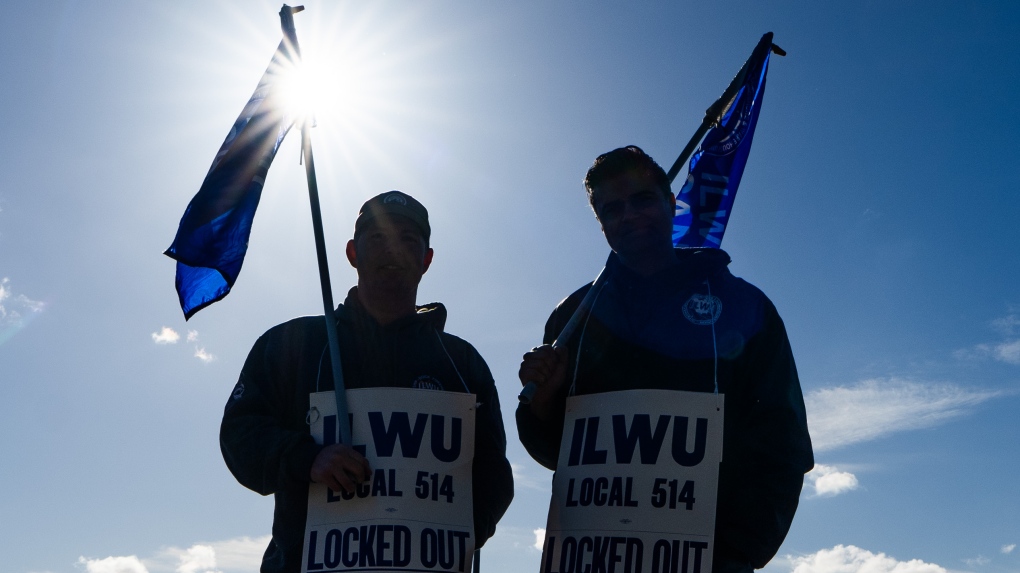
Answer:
[
  {"left": 568, "top": 280, "right": 609, "bottom": 397},
  {"left": 705, "top": 279, "right": 719, "bottom": 395}
]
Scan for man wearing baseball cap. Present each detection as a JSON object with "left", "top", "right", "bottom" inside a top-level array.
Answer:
[{"left": 220, "top": 191, "right": 514, "bottom": 573}]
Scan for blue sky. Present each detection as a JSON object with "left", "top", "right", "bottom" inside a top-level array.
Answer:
[{"left": 2, "top": 1, "right": 1018, "bottom": 572}]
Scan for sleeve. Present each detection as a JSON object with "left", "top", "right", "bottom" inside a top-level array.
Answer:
[
  {"left": 514, "top": 287, "right": 588, "bottom": 470},
  {"left": 219, "top": 326, "right": 325, "bottom": 496},
  {"left": 715, "top": 300, "right": 814, "bottom": 568},
  {"left": 460, "top": 344, "right": 514, "bottom": 548}
]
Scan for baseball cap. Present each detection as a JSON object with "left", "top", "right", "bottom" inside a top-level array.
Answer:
[{"left": 354, "top": 191, "right": 431, "bottom": 244}]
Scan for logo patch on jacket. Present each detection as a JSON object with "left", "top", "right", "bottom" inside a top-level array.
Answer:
[
  {"left": 683, "top": 294, "right": 722, "bottom": 325},
  {"left": 411, "top": 375, "right": 444, "bottom": 390}
]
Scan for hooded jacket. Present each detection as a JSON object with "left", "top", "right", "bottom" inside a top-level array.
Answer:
[
  {"left": 221, "top": 288, "right": 514, "bottom": 573},
  {"left": 516, "top": 248, "right": 813, "bottom": 573}
]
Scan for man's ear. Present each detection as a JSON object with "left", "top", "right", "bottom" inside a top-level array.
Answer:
[
  {"left": 346, "top": 239, "right": 358, "bottom": 268},
  {"left": 422, "top": 248, "right": 434, "bottom": 274}
]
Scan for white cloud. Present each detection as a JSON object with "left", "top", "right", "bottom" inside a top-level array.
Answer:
[
  {"left": 77, "top": 555, "right": 148, "bottom": 573},
  {"left": 198, "top": 537, "right": 270, "bottom": 571},
  {"left": 805, "top": 379, "right": 998, "bottom": 452},
  {"left": 964, "top": 556, "right": 989, "bottom": 567},
  {"left": 152, "top": 327, "right": 180, "bottom": 345},
  {"left": 194, "top": 347, "right": 215, "bottom": 363},
  {"left": 153, "top": 327, "right": 215, "bottom": 361},
  {"left": 791, "top": 545, "right": 947, "bottom": 573},
  {"left": 175, "top": 545, "right": 219, "bottom": 573},
  {"left": 533, "top": 529, "right": 546, "bottom": 552},
  {"left": 806, "top": 464, "right": 859, "bottom": 497},
  {"left": 1002, "top": 544, "right": 1016, "bottom": 554},
  {"left": 89, "top": 536, "right": 270, "bottom": 573}
]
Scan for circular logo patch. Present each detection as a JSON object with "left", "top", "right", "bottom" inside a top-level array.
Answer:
[
  {"left": 411, "top": 375, "right": 444, "bottom": 391},
  {"left": 682, "top": 294, "right": 722, "bottom": 325},
  {"left": 384, "top": 192, "right": 408, "bottom": 205}
]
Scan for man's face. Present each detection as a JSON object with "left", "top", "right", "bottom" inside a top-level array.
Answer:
[
  {"left": 346, "top": 215, "right": 433, "bottom": 292},
  {"left": 593, "top": 169, "right": 675, "bottom": 259}
]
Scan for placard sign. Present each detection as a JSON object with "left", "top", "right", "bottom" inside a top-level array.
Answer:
[
  {"left": 302, "top": 388, "right": 476, "bottom": 573},
  {"left": 541, "top": 390, "right": 724, "bottom": 573}
]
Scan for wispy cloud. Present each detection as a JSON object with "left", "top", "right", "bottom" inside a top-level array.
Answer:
[
  {"left": 805, "top": 379, "right": 999, "bottom": 452},
  {"left": 806, "top": 465, "right": 859, "bottom": 498},
  {"left": 77, "top": 536, "right": 269, "bottom": 573},
  {"left": 957, "top": 341, "right": 1020, "bottom": 365},
  {"left": 511, "top": 461, "right": 551, "bottom": 492},
  {"left": 187, "top": 330, "right": 199, "bottom": 343},
  {"left": 152, "top": 327, "right": 180, "bottom": 345},
  {"left": 1002, "top": 544, "right": 1016, "bottom": 554},
  {"left": 0, "top": 277, "right": 46, "bottom": 344},
  {"left": 955, "top": 309, "right": 1020, "bottom": 365},
  {"left": 991, "top": 309, "right": 1020, "bottom": 336},
  {"left": 790, "top": 545, "right": 947, "bottom": 573},
  {"left": 992, "top": 340, "right": 1020, "bottom": 365},
  {"left": 964, "top": 556, "right": 990, "bottom": 567},
  {"left": 194, "top": 347, "right": 215, "bottom": 363}
]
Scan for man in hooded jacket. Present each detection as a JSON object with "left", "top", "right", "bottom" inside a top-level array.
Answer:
[
  {"left": 516, "top": 146, "right": 813, "bottom": 573},
  {"left": 222, "top": 191, "right": 514, "bottom": 573}
]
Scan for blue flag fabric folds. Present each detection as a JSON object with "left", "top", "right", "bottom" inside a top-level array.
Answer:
[
  {"left": 164, "top": 42, "right": 295, "bottom": 319},
  {"left": 673, "top": 34, "right": 773, "bottom": 248}
]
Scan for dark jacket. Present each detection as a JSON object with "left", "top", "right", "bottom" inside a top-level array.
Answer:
[
  {"left": 221, "top": 288, "right": 514, "bottom": 573},
  {"left": 516, "top": 248, "right": 813, "bottom": 572}
]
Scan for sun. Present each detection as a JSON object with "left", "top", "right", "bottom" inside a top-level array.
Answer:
[
  {"left": 277, "top": 52, "right": 336, "bottom": 128},
  {"left": 172, "top": 1, "right": 461, "bottom": 192}
]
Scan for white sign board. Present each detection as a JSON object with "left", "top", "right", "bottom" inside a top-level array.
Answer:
[
  {"left": 302, "top": 388, "right": 476, "bottom": 573},
  {"left": 541, "top": 389, "right": 724, "bottom": 573}
]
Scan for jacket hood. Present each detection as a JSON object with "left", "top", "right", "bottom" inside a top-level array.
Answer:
[
  {"left": 606, "top": 247, "right": 731, "bottom": 291},
  {"left": 336, "top": 286, "right": 448, "bottom": 332}
]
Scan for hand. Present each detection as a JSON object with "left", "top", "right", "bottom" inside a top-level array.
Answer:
[
  {"left": 310, "top": 444, "right": 372, "bottom": 494},
  {"left": 519, "top": 344, "right": 567, "bottom": 421}
]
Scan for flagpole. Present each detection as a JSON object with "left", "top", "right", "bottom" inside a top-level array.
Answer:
[
  {"left": 518, "top": 33, "right": 783, "bottom": 405},
  {"left": 666, "top": 33, "right": 782, "bottom": 182},
  {"left": 282, "top": 4, "right": 353, "bottom": 445}
]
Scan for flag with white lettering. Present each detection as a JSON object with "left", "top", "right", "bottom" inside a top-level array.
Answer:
[
  {"left": 303, "top": 388, "right": 476, "bottom": 573},
  {"left": 164, "top": 37, "right": 296, "bottom": 319},
  {"left": 541, "top": 390, "right": 724, "bottom": 573},
  {"left": 672, "top": 33, "right": 774, "bottom": 248}
]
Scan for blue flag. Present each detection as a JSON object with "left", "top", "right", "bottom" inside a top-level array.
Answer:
[
  {"left": 164, "top": 39, "right": 297, "bottom": 319},
  {"left": 673, "top": 33, "right": 774, "bottom": 248}
]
